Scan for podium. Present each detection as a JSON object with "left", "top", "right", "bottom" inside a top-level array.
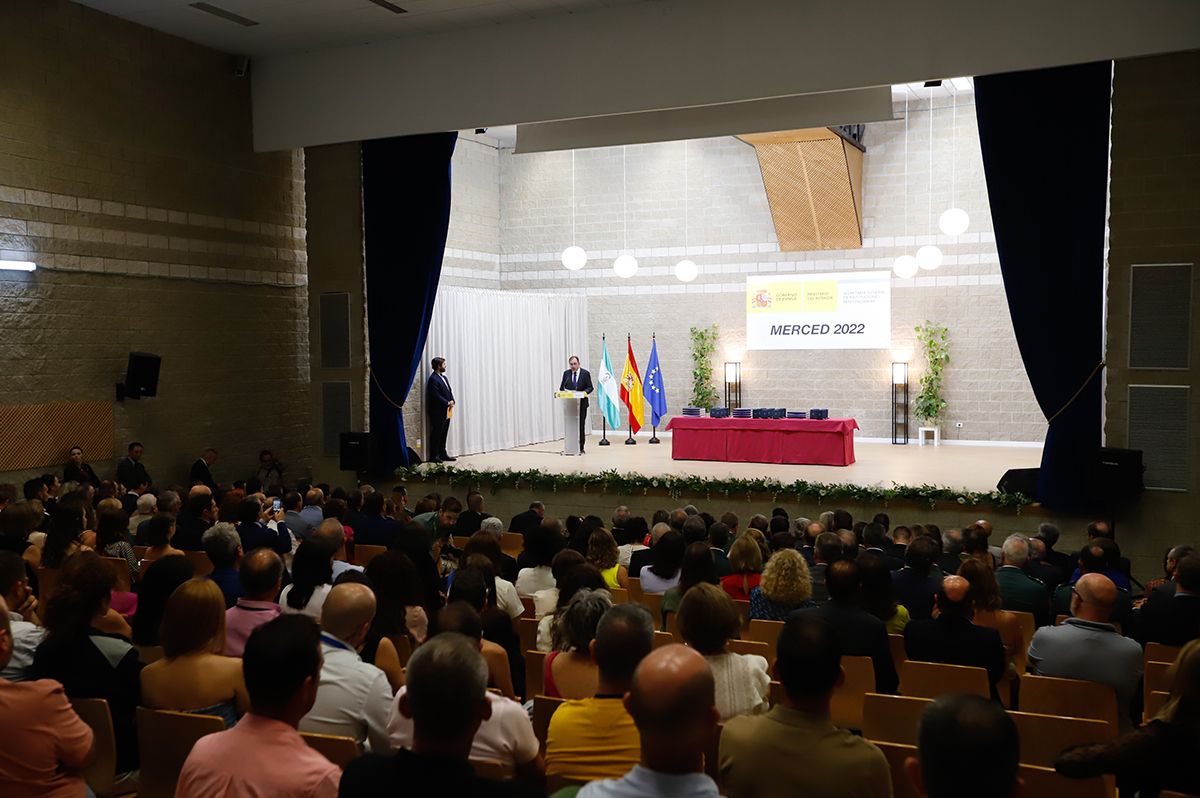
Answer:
[{"left": 556, "top": 390, "right": 587, "bottom": 456}]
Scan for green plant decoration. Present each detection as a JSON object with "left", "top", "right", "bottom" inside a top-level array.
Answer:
[
  {"left": 689, "top": 324, "right": 719, "bottom": 409},
  {"left": 913, "top": 321, "right": 950, "bottom": 425}
]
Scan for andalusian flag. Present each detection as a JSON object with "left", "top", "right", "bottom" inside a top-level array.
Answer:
[
  {"left": 597, "top": 335, "right": 622, "bottom": 429},
  {"left": 620, "top": 335, "right": 645, "bottom": 433}
]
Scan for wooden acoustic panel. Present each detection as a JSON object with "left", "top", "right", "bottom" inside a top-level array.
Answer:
[
  {"left": 739, "top": 128, "right": 864, "bottom": 252},
  {"left": 0, "top": 401, "right": 113, "bottom": 471}
]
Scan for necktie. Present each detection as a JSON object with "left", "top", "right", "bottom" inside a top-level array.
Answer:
[{"left": 572, "top": 371, "right": 577, "bottom": 388}]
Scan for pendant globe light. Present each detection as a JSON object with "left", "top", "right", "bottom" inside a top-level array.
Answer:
[
  {"left": 918, "top": 84, "right": 943, "bottom": 270},
  {"left": 613, "top": 145, "right": 638, "bottom": 278},
  {"left": 674, "top": 140, "right": 698, "bottom": 282},
  {"left": 938, "top": 80, "right": 971, "bottom": 237},
  {"left": 893, "top": 88, "right": 917, "bottom": 279},
  {"left": 560, "top": 150, "right": 588, "bottom": 270}
]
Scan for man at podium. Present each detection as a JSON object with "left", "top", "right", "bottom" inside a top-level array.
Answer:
[{"left": 559, "top": 355, "right": 593, "bottom": 453}]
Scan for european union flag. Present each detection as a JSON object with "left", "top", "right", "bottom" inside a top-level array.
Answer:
[{"left": 644, "top": 337, "right": 669, "bottom": 427}]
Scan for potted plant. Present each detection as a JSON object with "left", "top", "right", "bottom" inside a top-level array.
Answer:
[
  {"left": 913, "top": 322, "right": 949, "bottom": 434},
  {"left": 689, "top": 324, "right": 719, "bottom": 409}
]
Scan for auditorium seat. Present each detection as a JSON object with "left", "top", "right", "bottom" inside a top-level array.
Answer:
[
  {"left": 474, "top": 759, "right": 513, "bottom": 781},
  {"left": 1008, "top": 711, "right": 1114, "bottom": 768},
  {"left": 830, "top": 655, "right": 875, "bottom": 731},
  {"left": 451, "top": 535, "right": 470, "bottom": 551},
  {"left": 873, "top": 741, "right": 921, "bottom": 798},
  {"left": 888, "top": 633, "right": 907, "bottom": 669},
  {"left": 639, "top": 592, "right": 663, "bottom": 625},
  {"left": 862, "top": 693, "right": 931, "bottom": 745},
  {"left": 68, "top": 697, "right": 118, "bottom": 798},
  {"left": 532, "top": 695, "right": 564, "bottom": 753},
  {"left": 627, "top": 577, "right": 644, "bottom": 604},
  {"left": 517, "top": 617, "right": 539, "bottom": 656},
  {"left": 524, "top": 650, "right": 547, "bottom": 699},
  {"left": 519, "top": 595, "right": 536, "bottom": 617},
  {"left": 608, "top": 587, "right": 629, "bottom": 604},
  {"left": 35, "top": 567, "right": 62, "bottom": 601},
  {"left": 183, "top": 550, "right": 213, "bottom": 578},
  {"left": 899, "top": 660, "right": 990, "bottom": 699},
  {"left": 1146, "top": 690, "right": 1170, "bottom": 723},
  {"left": 653, "top": 630, "right": 675, "bottom": 648},
  {"left": 733, "top": 599, "right": 751, "bottom": 629},
  {"left": 352, "top": 544, "right": 386, "bottom": 567},
  {"left": 1144, "top": 659, "right": 1175, "bottom": 710},
  {"left": 745, "top": 619, "right": 783, "bottom": 663},
  {"left": 301, "top": 732, "right": 360, "bottom": 769},
  {"left": 500, "top": 532, "right": 524, "bottom": 557},
  {"left": 727, "top": 639, "right": 770, "bottom": 659},
  {"left": 135, "top": 644, "right": 165, "bottom": 664},
  {"left": 1019, "top": 675, "right": 1118, "bottom": 732},
  {"left": 136, "top": 707, "right": 224, "bottom": 798},
  {"left": 1019, "top": 763, "right": 1115, "bottom": 797},
  {"left": 100, "top": 556, "right": 133, "bottom": 592},
  {"left": 132, "top": 546, "right": 148, "bottom": 560},
  {"left": 390, "top": 634, "right": 412, "bottom": 668},
  {"left": 1145, "top": 642, "right": 1182, "bottom": 667},
  {"left": 1000, "top": 609, "right": 1034, "bottom": 674}
]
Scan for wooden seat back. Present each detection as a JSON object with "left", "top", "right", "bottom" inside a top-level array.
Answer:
[
  {"left": 873, "top": 741, "right": 921, "bottom": 798},
  {"left": 999, "top": 609, "right": 1034, "bottom": 675},
  {"left": 1145, "top": 659, "right": 1176, "bottom": 708},
  {"left": 301, "top": 732, "right": 360, "bottom": 769},
  {"left": 831, "top": 655, "right": 875, "bottom": 731},
  {"left": 900, "top": 660, "right": 990, "bottom": 699},
  {"left": 888, "top": 633, "right": 907, "bottom": 669},
  {"left": 353, "top": 544, "right": 386, "bottom": 567},
  {"left": 516, "top": 617, "right": 540, "bottom": 657},
  {"left": 136, "top": 707, "right": 225, "bottom": 798},
  {"left": 862, "top": 693, "right": 931, "bottom": 745},
  {"left": 100, "top": 556, "right": 133, "bottom": 592},
  {"left": 627, "top": 577, "right": 644, "bottom": 604},
  {"left": 608, "top": 587, "right": 629, "bottom": 604},
  {"left": 653, "top": 630, "right": 676, "bottom": 648},
  {"left": 1008, "top": 711, "right": 1115, "bottom": 768},
  {"left": 524, "top": 649, "right": 547, "bottom": 700},
  {"left": 733, "top": 599, "right": 751, "bottom": 629},
  {"left": 500, "top": 532, "right": 524, "bottom": 557},
  {"left": 135, "top": 644, "right": 165, "bottom": 664},
  {"left": 1146, "top": 690, "right": 1171, "bottom": 722},
  {"left": 1019, "top": 763, "right": 1115, "bottom": 797},
  {"left": 727, "top": 639, "right": 770, "bottom": 659},
  {"left": 1019, "top": 674, "right": 1118, "bottom": 731},
  {"left": 474, "top": 758, "right": 513, "bottom": 781},
  {"left": 1146, "top": 642, "right": 1182, "bottom": 665},
  {"left": 69, "top": 697, "right": 117, "bottom": 798},
  {"left": 35, "top": 567, "right": 62, "bottom": 601},
  {"left": 745, "top": 619, "right": 783, "bottom": 664}
]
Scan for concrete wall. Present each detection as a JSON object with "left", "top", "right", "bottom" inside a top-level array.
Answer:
[
  {"left": 499, "top": 94, "right": 1042, "bottom": 442},
  {"left": 0, "top": 0, "right": 310, "bottom": 488}
]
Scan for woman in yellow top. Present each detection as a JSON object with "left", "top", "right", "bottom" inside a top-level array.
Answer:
[
  {"left": 586, "top": 528, "right": 628, "bottom": 590},
  {"left": 858, "top": 551, "right": 910, "bottom": 634}
]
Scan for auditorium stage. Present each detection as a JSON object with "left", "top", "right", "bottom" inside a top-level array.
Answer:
[{"left": 447, "top": 437, "right": 1043, "bottom": 495}]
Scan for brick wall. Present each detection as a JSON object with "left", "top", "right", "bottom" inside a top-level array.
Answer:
[{"left": 0, "top": 0, "right": 310, "bottom": 488}]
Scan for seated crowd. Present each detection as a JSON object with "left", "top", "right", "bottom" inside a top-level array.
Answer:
[{"left": 0, "top": 451, "right": 1198, "bottom": 798}]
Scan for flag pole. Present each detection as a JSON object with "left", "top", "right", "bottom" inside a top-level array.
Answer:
[
  {"left": 599, "top": 333, "right": 611, "bottom": 446},
  {"left": 625, "top": 333, "right": 636, "bottom": 445},
  {"left": 648, "top": 332, "right": 661, "bottom": 444}
]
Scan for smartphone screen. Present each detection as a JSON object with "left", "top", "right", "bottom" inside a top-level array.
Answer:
[{"left": 272, "top": 498, "right": 282, "bottom": 513}]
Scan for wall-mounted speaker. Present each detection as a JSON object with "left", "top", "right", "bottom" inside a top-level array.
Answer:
[{"left": 116, "top": 352, "right": 161, "bottom": 401}]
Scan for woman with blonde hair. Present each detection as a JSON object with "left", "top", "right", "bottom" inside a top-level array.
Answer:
[
  {"left": 721, "top": 535, "right": 764, "bottom": 602},
  {"left": 678, "top": 583, "right": 769, "bottom": 720},
  {"left": 1056, "top": 638, "right": 1200, "bottom": 794},
  {"left": 749, "top": 548, "right": 814, "bottom": 620},
  {"left": 586, "top": 528, "right": 629, "bottom": 590},
  {"left": 140, "top": 578, "right": 249, "bottom": 727}
]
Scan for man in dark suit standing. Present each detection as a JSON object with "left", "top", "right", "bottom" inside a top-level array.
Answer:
[
  {"left": 904, "top": 575, "right": 1007, "bottom": 699},
  {"left": 425, "top": 356, "right": 455, "bottom": 463},
  {"left": 189, "top": 448, "right": 218, "bottom": 490},
  {"left": 116, "top": 441, "right": 151, "bottom": 491},
  {"left": 558, "top": 355, "right": 593, "bottom": 453}
]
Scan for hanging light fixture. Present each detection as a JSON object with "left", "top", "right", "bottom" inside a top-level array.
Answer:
[
  {"left": 893, "top": 87, "right": 915, "bottom": 279},
  {"left": 560, "top": 150, "right": 588, "bottom": 270},
  {"left": 939, "top": 78, "right": 971, "bottom": 237},
  {"left": 919, "top": 83, "right": 943, "bottom": 270},
  {"left": 675, "top": 140, "right": 697, "bottom": 282},
  {"left": 614, "top": 145, "right": 638, "bottom": 278}
]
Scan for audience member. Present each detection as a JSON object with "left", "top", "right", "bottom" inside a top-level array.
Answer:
[
  {"left": 41, "top": 500, "right": 94, "bottom": 569},
  {"left": 908, "top": 693, "right": 1021, "bottom": 798},
  {"left": 587, "top": 528, "right": 629, "bottom": 590},
  {"left": 546, "top": 604, "right": 653, "bottom": 788},
  {"left": 615, "top": 515, "right": 648, "bottom": 569},
  {"left": 1035, "top": 522, "right": 1073, "bottom": 578},
  {"left": 1079, "top": 520, "right": 1133, "bottom": 578},
  {"left": 576, "top": 644, "right": 720, "bottom": 797},
  {"left": 0, "top": 596, "right": 95, "bottom": 798},
  {"left": 957, "top": 558, "right": 1023, "bottom": 691},
  {"left": 347, "top": 633, "right": 537, "bottom": 797},
  {"left": 445, "top": 579, "right": 519, "bottom": 699},
  {"left": 176, "top": 615, "right": 341, "bottom": 797},
  {"left": 282, "top": 490, "right": 313, "bottom": 540},
  {"left": 234, "top": 496, "right": 290, "bottom": 555},
  {"left": 1140, "top": 553, "right": 1200, "bottom": 647},
  {"left": 116, "top": 441, "right": 151, "bottom": 492},
  {"left": 546, "top": 589, "right": 612, "bottom": 699},
  {"left": 510, "top": 501, "right": 546, "bottom": 537},
  {"left": 861, "top": 523, "right": 903, "bottom": 570},
  {"left": 904, "top": 575, "right": 1006, "bottom": 699},
  {"left": 858, "top": 551, "right": 909, "bottom": 633},
  {"left": 516, "top": 521, "right": 562, "bottom": 596},
  {"left": 628, "top": 521, "right": 670, "bottom": 578},
  {"left": 720, "top": 535, "right": 764, "bottom": 601},
  {"left": 224, "top": 548, "right": 283, "bottom": 657},
  {"left": 460, "top": 531, "right": 524, "bottom": 618},
  {"left": 706, "top": 521, "right": 733, "bottom": 576},
  {"left": 33, "top": 551, "right": 143, "bottom": 778},
  {"left": 173, "top": 491, "right": 215, "bottom": 551},
  {"left": 639, "top": 529, "right": 685, "bottom": 593},
  {"left": 281, "top": 537, "right": 338, "bottom": 620},
  {"left": 132, "top": 553, "right": 195, "bottom": 646},
  {"left": 937, "top": 527, "right": 965, "bottom": 575},
  {"left": 63, "top": 444, "right": 100, "bottom": 488},
  {"left": 95, "top": 506, "right": 137, "bottom": 579},
  {"left": 1143, "top": 544, "right": 1194, "bottom": 600},
  {"left": 661, "top": 542, "right": 719, "bottom": 626},
  {"left": 141, "top": 513, "right": 184, "bottom": 563},
  {"left": 1055, "top": 638, "right": 1200, "bottom": 796},
  {"left": 1052, "top": 541, "right": 1134, "bottom": 624},
  {"left": 750, "top": 549, "right": 815, "bottom": 620},
  {"left": 891, "top": 535, "right": 942, "bottom": 621},
  {"left": 719, "top": 613, "right": 890, "bottom": 798},
  {"left": 141, "top": 578, "right": 249, "bottom": 726},
  {"left": 412, "top": 496, "right": 463, "bottom": 548},
  {"left": 0, "top": 552, "right": 43, "bottom": 681},
  {"left": 994, "top": 534, "right": 1049, "bottom": 626},
  {"left": 311, "top": 518, "right": 362, "bottom": 582},
  {"left": 299, "top": 488, "right": 326, "bottom": 529},
  {"left": 1026, "top": 535, "right": 1064, "bottom": 590},
  {"left": 299, "top": 582, "right": 392, "bottom": 752},
  {"left": 1027, "top": 572, "right": 1142, "bottom": 731},
  {"left": 678, "top": 583, "right": 769, "bottom": 719},
  {"left": 364, "top": 548, "right": 430, "bottom": 649},
  {"left": 202, "top": 522, "right": 244, "bottom": 608},
  {"left": 127, "top": 493, "right": 157, "bottom": 539},
  {"left": 1068, "top": 535, "right": 1131, "bottom": 591}
]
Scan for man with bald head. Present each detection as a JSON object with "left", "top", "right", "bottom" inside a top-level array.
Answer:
[
  {"left": 224, "top": 548, "right": 283, "bottom": 657},
  {"left": 578, "top": 644, "right": 721, "bottom": 797},
  {"left": 1027, "top": 572, "right": 1142, "bottom": 731},
  {"left": 299, "top": 582, "right": 392, "bottom": 752},
  {"left": 903, "top": 575, "right": 1007, "bottom": 699},
  {"left": 312, "top": 518, "right": 362, "bottom": 581}
]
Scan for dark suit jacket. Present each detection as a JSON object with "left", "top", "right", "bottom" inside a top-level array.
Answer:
[
  {"left": 559, "top": 368, "right": 594, "bottom": 410},
  {"left": 1140, "top": 590, "right": 1200, "bottom": 647},
  {"left": 809, "top": 562, "right": 829, "bottom": 603},
  {"left": 1028, "top": 560, "right": 1064, "bottom": 591},
  {"left": 63, "top": 461, "right": 99, "bottom": 488},
  {"left": 509, "top": 510, "right": 542, "bottom": 536},
  {"left": 453, "top": 511, "right": 489, "bottom": 536},
  {"left": 885, "top": 542, "right": 908, "bottom": 562},
  {"left": 861, "top": 547, "right": 904, "bottom": 572},
  {"left": 936, "top": 552, "right": 964, "bottom": 577},
  {"left": 355, "top": 515, "right": 402, "bottom": 547},
  {"left": 904, "top": 615, "right": 1007, "bottom": 697},
  {"left": 116, "top": 457, "right": 150, "bottom": 490},
  {"left": 173, "top": 512, "right": 212, "bottom": 551},
  {"left": 798, "top": 545, "right": 815, "bottom": 567},
  {"left": 425, "top": 372, "right": 454, "bottom": 416},
  {"left": 1044, "top": 547, "right": 1075, "bottom": 579},
  {"left": 891, "top": 567, "right": 941, "bottom": 621},
  {"left": 189, "top": 459, "right": 216, "bottom": 490},
  {"left": 629, "top": 547, "right": 655, "bottom": 579},
  {"left": 793, "top": 602, "right": 899, "bottom": 694},
  {"left": 236, "top": 521, "right": 290, "bottom": 555}
]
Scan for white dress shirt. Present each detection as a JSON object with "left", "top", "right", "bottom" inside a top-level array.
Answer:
[
  {"left": 299, "top": 633, "right": 393, "bottom": 753},
  {"left": 387, "top": 687, "right": 538, "bottom": 768},
  {"left": 1, "top": 611, "right": 45, "bottom": 681},
  {"left": 494, "top": 577, "right": 524, "bottom": 619},
  {"left": 516, "top": 566, "right": 556, "bottom": 597}
]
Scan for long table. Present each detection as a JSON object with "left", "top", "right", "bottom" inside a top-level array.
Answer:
[{"left": 664, "top": 416, "right": 859, "bottom": 466}]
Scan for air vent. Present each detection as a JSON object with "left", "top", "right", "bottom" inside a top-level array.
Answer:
[
  {"left": 1129, "top": 263, "right": 1192, "bottom": 369},
  {"left": 319, "top": 292, "right": 352, "bottom": 369},
  {"left": 366, "top": 0, "right": 408, "bottom": 13},
  {"left": 189, "top": 2, "right": 259, "bottom": 26},
  {"left": 322, "top": 382, "right": 353, "bottom": 458},
  {"left": 1128, "top": 384, "right": 1189, "bottom": 491}
]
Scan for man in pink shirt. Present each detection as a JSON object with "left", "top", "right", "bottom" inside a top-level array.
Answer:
[
  {"left": 177, "top": 614, "right": 341, "bottom": 798},
  {"left": 223, "top": 548, "right": 283, "bottom": 657},
  {"left": 0, "top": 597, "right": 95, "bottom": 798}
]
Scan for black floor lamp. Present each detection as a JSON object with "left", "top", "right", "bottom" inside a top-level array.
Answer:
[
  {"left": 725, "top": 362, "right": 741, "bottom": 409},
  {"left": 891, "top": 361, "right": 909, "bottom": 445}
]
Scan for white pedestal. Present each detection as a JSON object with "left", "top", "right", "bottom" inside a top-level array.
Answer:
[
  {"left": 917, "top": 426, "right": 940, "bottom": 446},
  {"left": 557, "top": 392, "right": 586, "bottom": 456}
]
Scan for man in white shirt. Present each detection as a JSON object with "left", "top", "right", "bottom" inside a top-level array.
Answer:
[
  {"left": 299, "top": 583, "right": 392, "bottom": 752},
  {"left": 0, "top": 552, "right": 44, "bottom": 680}
]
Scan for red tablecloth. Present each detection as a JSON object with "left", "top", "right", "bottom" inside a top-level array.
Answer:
[{"left": 664, "top": 417, "right": 859, "bottom": 466}]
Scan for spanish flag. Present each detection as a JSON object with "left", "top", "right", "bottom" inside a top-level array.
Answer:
[{"left": 620, "top": 335, "right": 645, "bottom": 433}]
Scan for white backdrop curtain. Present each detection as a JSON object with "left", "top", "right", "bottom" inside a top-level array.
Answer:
[{"left": 423, "top": 287, "right": 589, "bottom": 456}]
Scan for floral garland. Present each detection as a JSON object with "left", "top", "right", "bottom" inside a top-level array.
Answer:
[{"left": 399, "top": 463, "right": 1032, "bottom": 511}]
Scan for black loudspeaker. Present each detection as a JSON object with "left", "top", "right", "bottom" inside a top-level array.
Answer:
[
  {"left": 1088, "top": 447, "right": 1144, "bottom": 504},
  {"left": 339, "top": 432, "right": 372, "bottom": 472},
  {"left": 997, "top": 467, "right": 1040, "bottom": 496},
  {"left": 117, "top": 352, "right": 161, "bottom": 401}
]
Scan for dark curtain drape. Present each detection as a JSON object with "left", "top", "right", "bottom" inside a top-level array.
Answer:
[
  {"left": 362, "top": 132, "right": 458, "bottom": 472},
  {"left": 974, "top": 62, "right": 1111, "bottom": 511}
]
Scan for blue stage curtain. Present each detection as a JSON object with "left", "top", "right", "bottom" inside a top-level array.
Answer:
[
  {"left": 974, "top": 62, "right": 1111, "bottom": 510},
  {"left": 362, "top": 132, "right": 458, "bottom": 472}
]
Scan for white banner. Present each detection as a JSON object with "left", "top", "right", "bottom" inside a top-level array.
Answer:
[{"left": 745, "top": 271, "right": 892, "bottom": 350}]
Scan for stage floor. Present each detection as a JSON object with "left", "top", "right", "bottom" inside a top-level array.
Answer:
[{"left": 449, "top": 437, "right": 1043, "bottom": 494}]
